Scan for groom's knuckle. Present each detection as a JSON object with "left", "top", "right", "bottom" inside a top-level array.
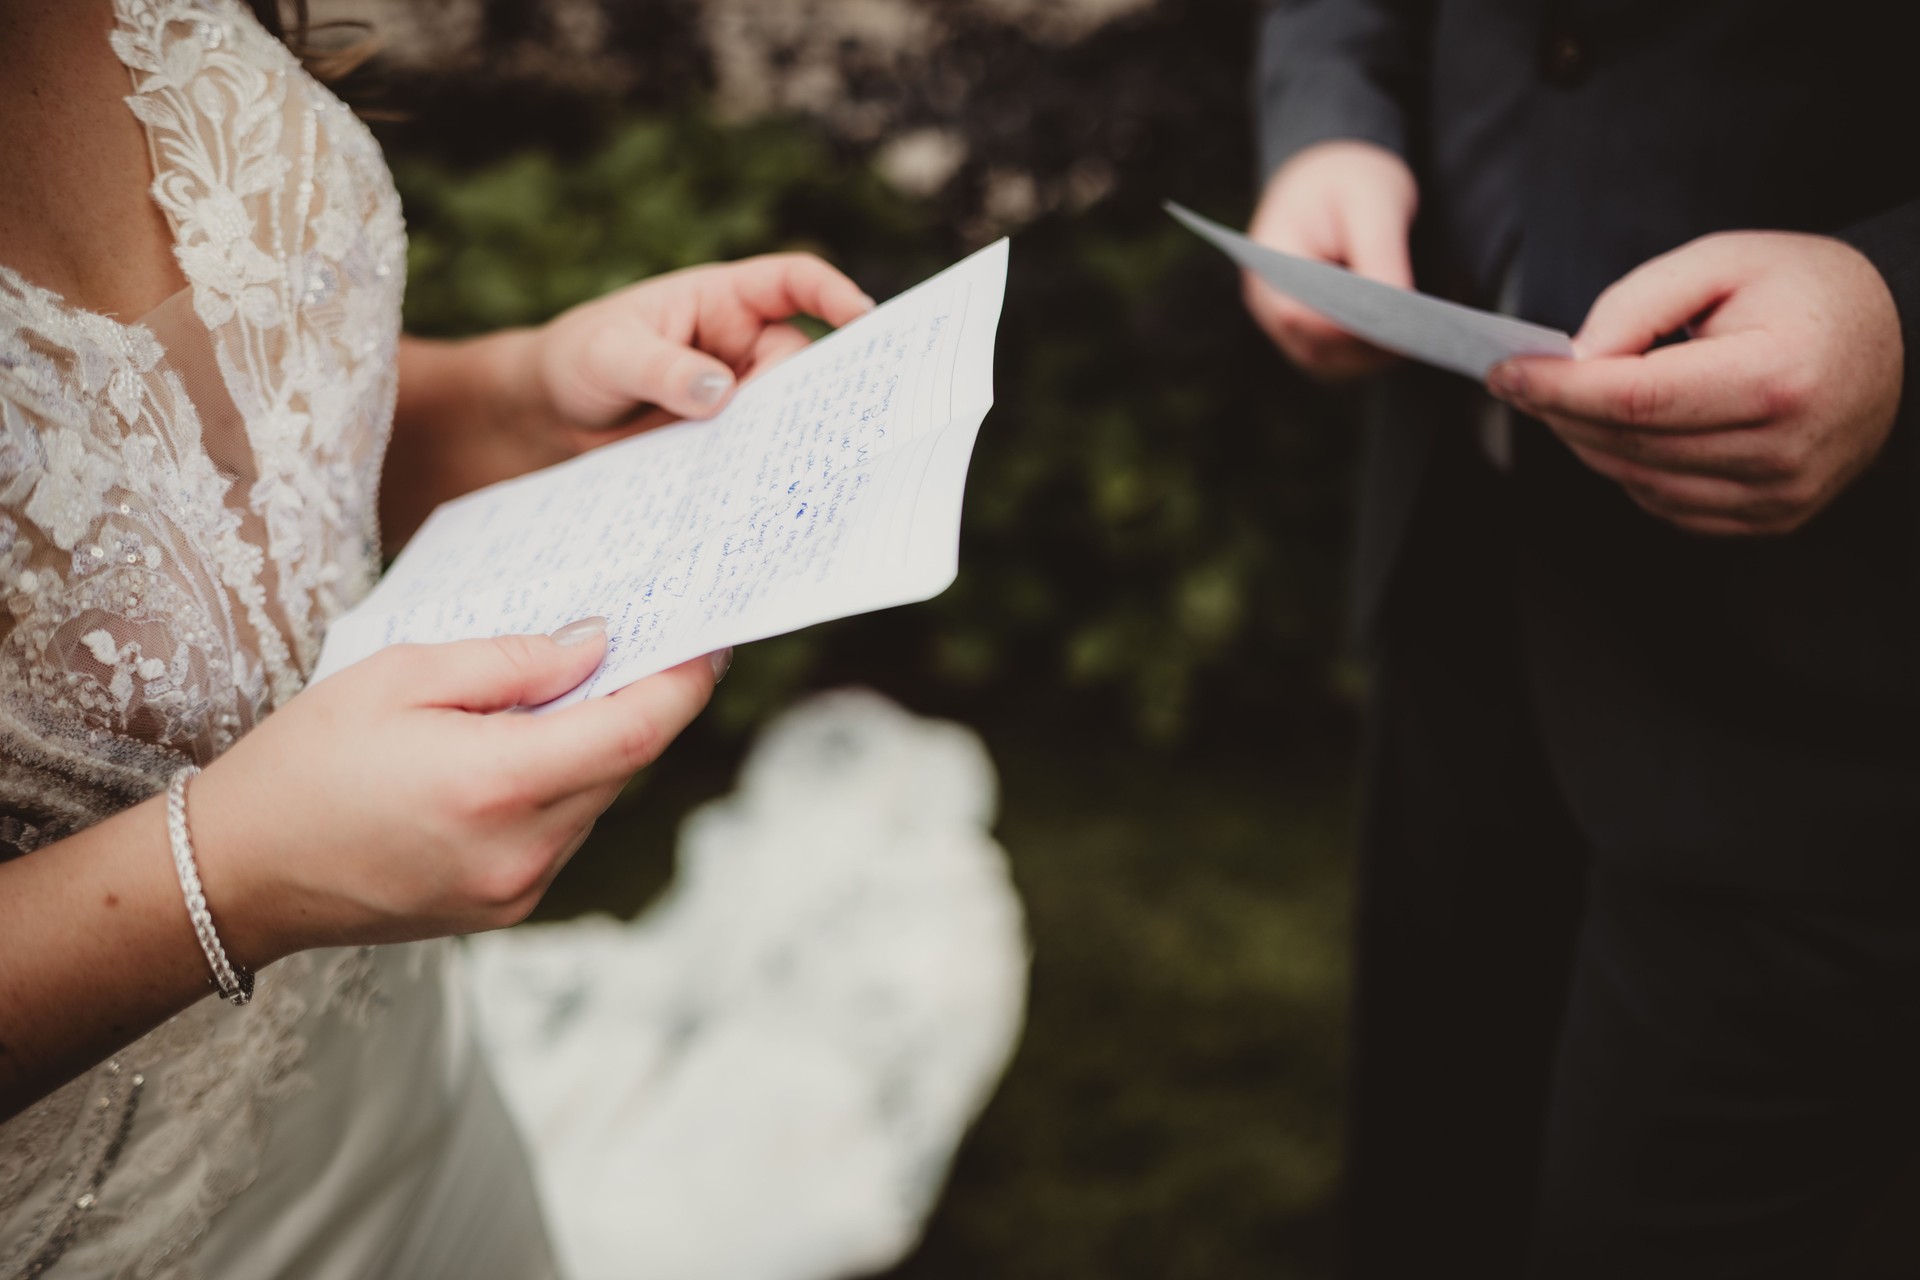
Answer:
[
  {"left": 1617, "top": 374, "right": 1672, "bottom": 427},
  {"left": 1603, "top": 427, "right": 1648, "bottom": 463},
  {"left": 1746, "top": 488, "right": 1798, "bottom": 522},
  {"left": 1777, "top": 473, "right": 1824, "bottom": 512},
  {"left": 1756, "top": 434, "right": 1807, "bottom": 480},
  {"left": 1758, "top": 367, "right": 1812, "bottom": 420}
]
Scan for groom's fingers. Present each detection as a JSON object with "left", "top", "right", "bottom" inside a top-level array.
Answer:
[
  {"left": 1490, "top": 332, "right": 1780, "bottom": 432},
  {"left": 1242, "top": 271, "right": 1303, "bottom": 343},
  {"left": 1343, "top": 201, "right": 1416, "bottom": 292},
  {"left": 1246, "top": 217, "right": 1352, "bottom": 344},
  {"left": 1245, "top": 207, "right": 1406, "bottom": 380},
  {"left": 1574, "top": 237, "right": 1750, "bottom": 359},
  {"left": 1244, "top": 273, "right": 1397, "bottom": 380},
  {"left": 1243, "top": 270, "right": 1347, "bottom": 350}
]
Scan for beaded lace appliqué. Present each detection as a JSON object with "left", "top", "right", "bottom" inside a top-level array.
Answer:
[{"left": 0, "top": 1, "right": 408, "bottom": 1274}]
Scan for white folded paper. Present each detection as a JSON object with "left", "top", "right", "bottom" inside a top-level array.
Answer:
[
  {"left": 312, "top": 239, "right": 1010, "bottom": 704},
  {"left": 1166, "top": 202, "right": 1573, "bottom": 380}
]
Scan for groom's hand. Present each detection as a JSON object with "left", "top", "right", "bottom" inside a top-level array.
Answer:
[
  {"left": 1488, "top": 232, "right": 1905, "bottom": 537},
  {"left": 1243, "top": 140, "right": 1419, "bottom": 382}
]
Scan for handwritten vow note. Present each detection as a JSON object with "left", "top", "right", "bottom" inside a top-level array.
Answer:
[{"left": 313, "top": 240, "right": 1010, "bottom": 703}]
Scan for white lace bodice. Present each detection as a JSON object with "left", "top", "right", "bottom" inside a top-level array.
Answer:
[
  {"left": 0, "top": 2, "right": 420, "bottom": 1275},
  {"left": 0, "top": 10, "right": 1029, "bottom": 1279}
]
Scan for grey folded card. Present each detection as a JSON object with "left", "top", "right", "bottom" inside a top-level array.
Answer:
[{"left": 1167, "top": 201, "right": 1573, "bottom": 381}]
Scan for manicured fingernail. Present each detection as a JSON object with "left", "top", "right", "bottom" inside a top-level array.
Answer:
[
  {"left": 552, "top": 616, "right": 608, "bottom": 648},
  {"left": 707, "top": 647, "right": 733, "bottom": 683},
  {"left": 691, "top": 371, "right": 733, "bottom": 406}
]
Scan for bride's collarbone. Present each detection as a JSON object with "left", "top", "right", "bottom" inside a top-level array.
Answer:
[{"left": 0, "top": 0, "right": 188, "bottom": 324}]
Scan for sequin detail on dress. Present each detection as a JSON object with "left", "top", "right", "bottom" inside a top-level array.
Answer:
[{"left": 0, "top": 2, "right": 412, "bottom": 1275}]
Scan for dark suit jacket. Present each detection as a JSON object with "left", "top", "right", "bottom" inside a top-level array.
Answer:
[{"left": 1257, "top": 0, "right": 1920, "bottom": 896}]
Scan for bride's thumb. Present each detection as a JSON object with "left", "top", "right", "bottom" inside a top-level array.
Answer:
[
  {"left": 572, "top": 323, "right": 737, "bottom": 426},
  {"left": 411, "top": 619, "right": 610, "bottom": 713}
]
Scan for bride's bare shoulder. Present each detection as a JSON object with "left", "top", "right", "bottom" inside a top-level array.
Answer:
[{"left": 0, "top": 0, "right": 185, "bottom": 321}]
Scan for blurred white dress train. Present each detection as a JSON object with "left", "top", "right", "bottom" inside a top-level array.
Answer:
[{"left": 467, "top": 690, "right": 1029, "bottom": 1280}]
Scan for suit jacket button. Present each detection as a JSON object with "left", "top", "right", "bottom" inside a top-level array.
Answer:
[{"left": 1541, "top": 34, "right": 1590, "bottom": 86}]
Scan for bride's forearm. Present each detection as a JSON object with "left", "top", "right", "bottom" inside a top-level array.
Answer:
[
  {"left": 383, "top": 331, "right": 555, "bottom": 551},
  {"left": 0, "top": 797, "right": 252, "bottom": 1122}
]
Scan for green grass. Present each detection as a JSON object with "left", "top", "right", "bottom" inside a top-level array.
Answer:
[
  {"left": 538, "top": 705, "right": 1355, "bottom": 1280},
  {"left": 882, "top": 727, "right": 1352, "bottom": 1280}
]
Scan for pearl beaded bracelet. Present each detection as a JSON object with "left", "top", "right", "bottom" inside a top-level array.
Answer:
[{"left": 165, "top": 766, "right": 253, "bottom": 1007}]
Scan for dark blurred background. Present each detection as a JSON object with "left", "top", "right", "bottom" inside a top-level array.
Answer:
[{"left": 334, "top": 2, "right": 1362, "bottom": 1275}]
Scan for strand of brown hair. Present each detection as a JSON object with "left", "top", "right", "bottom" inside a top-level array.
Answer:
[{"left": 246, "top": 0, "right": 378, "bottom": 84}]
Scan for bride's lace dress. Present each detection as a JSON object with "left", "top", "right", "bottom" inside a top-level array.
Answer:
[
  {"left": 0, "top": 3, "right": 548, "bottom": 1275},
  {"left": 0, "top": 4, "right": 1026, "bottom": 1278}
]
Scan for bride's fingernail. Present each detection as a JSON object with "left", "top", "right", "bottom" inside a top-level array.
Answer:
[
  {"left": 552, "top": 617, "right": 608, "bottom": 648},
  {"left": 691, "top": 371, "right": 733, "bottom": 406},
  {"left": 707, "top": 648, "right": 733, "bottom": 683}
]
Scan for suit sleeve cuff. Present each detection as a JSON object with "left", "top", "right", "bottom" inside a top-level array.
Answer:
[
  {"left": 1844, "top": 203, "right": 1920, "bottom": 386},
  {"left": 1259, "top": 93, "right": 1409, "bottom": 187},
  {"left": 1254, "top": 5, "right": 1413, "bottom": 183}
]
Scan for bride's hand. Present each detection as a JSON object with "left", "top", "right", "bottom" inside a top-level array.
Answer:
[
  {"left": 186, "top": 621, "right": 722, "bottom": 965},
  {"left": 384, "top": 254, "right": 873, "bottom": 546},
  {"left": 526, "top": 252, "right": 875, "bottom": 438}
]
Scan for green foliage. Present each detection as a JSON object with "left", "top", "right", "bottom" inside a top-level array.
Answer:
[
  {"left": 396, "top": 114, "right": 933, "bottom": 336},
  {"left": 938, "top": 210, "right": 1354, "bottom": 745},
  {"left": 389, "top": 37, "right": 1356, "bottom": 750}
]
